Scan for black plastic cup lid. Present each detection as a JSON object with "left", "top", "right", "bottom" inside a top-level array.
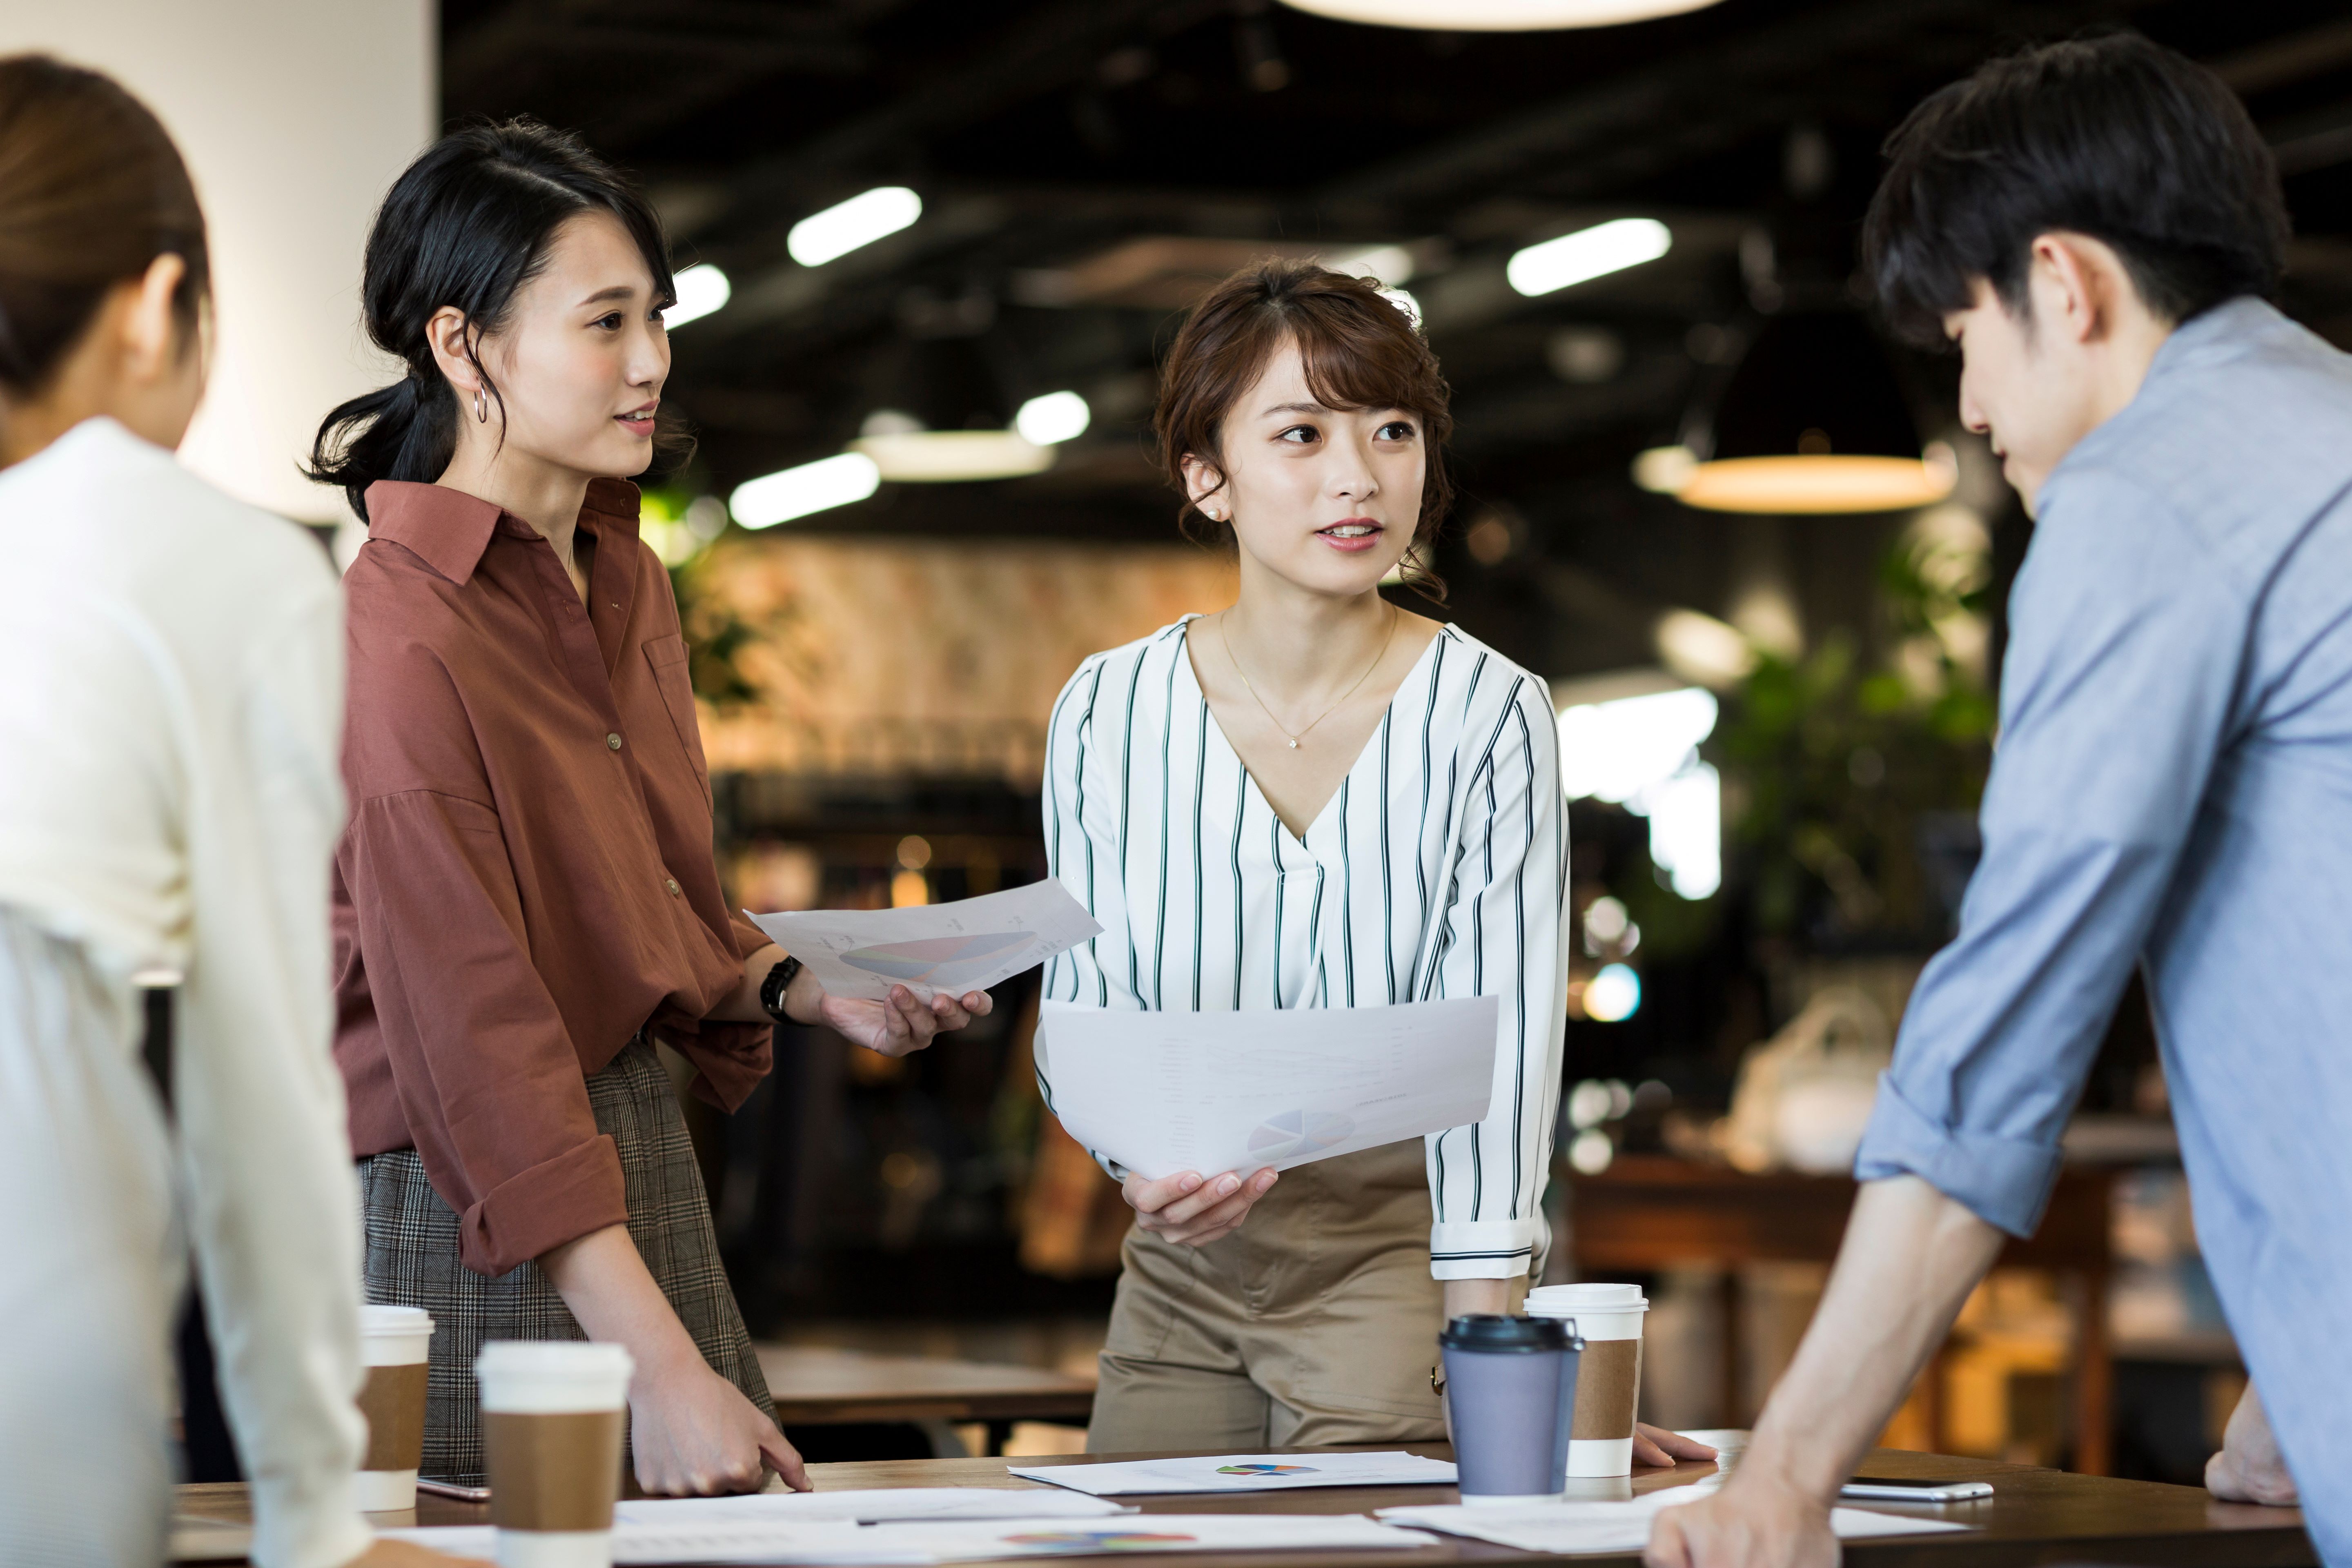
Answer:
[{"left": 1439, "top": 1314, "right": 1572, "bottom": 1353}]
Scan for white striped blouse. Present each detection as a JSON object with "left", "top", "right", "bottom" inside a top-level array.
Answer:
[{"left": 1038, "top": 615, "right": 1569, "bottom": 1280}]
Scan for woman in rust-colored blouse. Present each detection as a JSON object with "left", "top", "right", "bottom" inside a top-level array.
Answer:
[{"left": 308, "top": 121, "right": 990, "bottom": 1494}]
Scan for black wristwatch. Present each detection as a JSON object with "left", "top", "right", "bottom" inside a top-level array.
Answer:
[{"left": 758, "top": 955, "right": 805, "bottom": 1024}]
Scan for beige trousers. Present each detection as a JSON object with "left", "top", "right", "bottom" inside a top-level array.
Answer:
[{"left": 1087, "top": 1140, "right": 1451, "bottom": 1452}]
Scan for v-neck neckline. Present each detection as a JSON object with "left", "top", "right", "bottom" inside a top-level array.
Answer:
[{"left": 1178, "top": 613, "right": 1449, "bottom": 849}]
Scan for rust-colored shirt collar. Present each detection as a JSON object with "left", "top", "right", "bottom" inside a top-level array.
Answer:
[{"left": 364, "top": 477, "right": 646, "bottom": 587}]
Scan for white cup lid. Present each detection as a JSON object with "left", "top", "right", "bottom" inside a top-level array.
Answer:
[
  {"left": 1527, "top": 1282, "right": 1648, "bottom": 1312},
  {"left": 361, "top": 1305, "right": 434, "bottom": 1335},
  {"left": 475, "top": 1340, "right": 633, "bottom": 1379}
]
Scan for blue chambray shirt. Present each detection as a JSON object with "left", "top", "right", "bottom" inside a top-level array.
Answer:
[{"left": 1854, "top": 297, "right": 2352, "bottom": 1555}]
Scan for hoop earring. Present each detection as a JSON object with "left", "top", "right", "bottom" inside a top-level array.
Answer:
[{"left": 473, "top": 386, "right": 488, "bottom": 425}]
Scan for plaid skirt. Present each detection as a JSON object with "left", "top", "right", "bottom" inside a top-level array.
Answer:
[{"left": 357, "top": 1036, "right": 774, "bottom": 1482}]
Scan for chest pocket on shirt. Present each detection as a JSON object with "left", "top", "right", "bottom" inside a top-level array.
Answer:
[{"left": 643, "top": 634, "right": 711, "bottom": 801}]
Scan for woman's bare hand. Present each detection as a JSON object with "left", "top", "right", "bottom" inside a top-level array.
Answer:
[
  {"left": 1635, "top": 1424, "right": 1719, "bottom": 1468},
  {"left": 628, "top": 1359, "right": 808, "bottom": 1497},
  {"left": 817, "top": 982, "right": 992, "bottom": 1059},
  {"left": 1123, "top": 1167, "right": 1278, "bottom": 1247}
]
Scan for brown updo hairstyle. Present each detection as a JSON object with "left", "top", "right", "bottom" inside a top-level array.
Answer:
[
  {"left": 0, "top": 55, "right": 208, "bottom": 401},
  {"left": 1154, "top": 257, "right": 1453, "bottom": 601}
]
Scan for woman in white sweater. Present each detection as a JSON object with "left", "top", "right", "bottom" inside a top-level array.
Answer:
[{"left": 0, "top": 56, "right": 465, "bottom": 1568}]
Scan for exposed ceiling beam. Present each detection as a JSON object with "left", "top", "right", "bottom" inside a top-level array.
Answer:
[
  {"left": 443, "top": 1, "right": 868, "bottom": 112},
  {"left": 684, "top": 0, "right": 1239, "bottom": 238},
  {"left": 2209, "top": 16, "right": 2352, "bottom": 96},
  {"left": 1318, "top": 0, "right": 2149, "bottom": 212}
]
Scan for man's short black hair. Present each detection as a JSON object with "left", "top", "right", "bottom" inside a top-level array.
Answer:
[{"left": 1865, "top": 31, "right": 2290, "bottom": 347}]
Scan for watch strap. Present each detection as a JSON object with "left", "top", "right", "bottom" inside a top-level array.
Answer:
[{"left": 758, "top": 955, "right": 804, "bottom": 1023}]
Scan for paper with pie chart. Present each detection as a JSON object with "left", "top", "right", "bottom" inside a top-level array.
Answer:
[
  {"left": 748, "top": 879, "right": 1102, "bottom": 1003},
  {"left": 1034, "top": 996, "right": 1498, "bottom": 1181},
  {"left": 1008, "top": 1450, "right": 1461, "bottom": 1496}
]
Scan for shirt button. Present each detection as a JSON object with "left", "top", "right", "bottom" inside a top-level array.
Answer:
[
  {"left": 665, "top": 878, "right": 682, "bottom": 896},
  {"left": 606, "top": 733, "right": 623, "bottom": 750}
]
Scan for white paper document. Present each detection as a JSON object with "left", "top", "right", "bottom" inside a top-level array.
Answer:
[
  {"left": 748, "top": 880, "right": 1101, "bottom": 1003},
  {"left": 1010, "top": 1451, "right": 1460, "bottom": 1496},
  {"left": 616, "top": 1488, "right": 1131, "bottom": 1525},
  {"left": 868, "top": 1514, "right": 1439, "bottom": 1558},
  {"left": 1037, "top": 998, "right": 1499, "bottom": 1180},
  {"left": 382, "top": 1521, "right": 924, "bottom": 1565},
  {"left": 384, "top": 1512, "right": 1434, "bottom": 1564},
  {"left": 1380, "top": 1486, "right": 1970, "bottom": 1555}
]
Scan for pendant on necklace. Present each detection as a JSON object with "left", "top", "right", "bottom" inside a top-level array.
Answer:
[{"left": 1288, "top": 739, "right": 1299, "bottom": 748}]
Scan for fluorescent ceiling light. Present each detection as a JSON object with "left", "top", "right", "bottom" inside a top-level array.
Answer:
[
  {"left": 1015, "top": 390, "right": 1091, "bottom": 445},
  {"left": 663, "top": 264, "right": 730, "bottom": 328},
  {"left": 1675, "top": 453, "right": 1956, "bottom": 514},
  {"left": 787, "top": 186, "right": 922, "bottom": 268},
  {"left": 1507, "top": 217, "right": 1671, "bottom": 297},
  {"left": 729, "top": 453, "right": 880, "bottom": 528},
  {"left": 1327, "top": 243, "right": 1416, "bottom": 285},
  {"left": 849, "top": 430, "right": 1055, "bottom": 483},
  {"left": 1631, "top": 444, "right": 1699, "bottom": 493},
  {"left": 1281, "top": 0, "right": 1721, "bottom": 30}
]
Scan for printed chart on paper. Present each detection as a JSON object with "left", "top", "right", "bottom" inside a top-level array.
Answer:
[{"left": 748, "top": 880, "right": 1101, "bottom": 1002}]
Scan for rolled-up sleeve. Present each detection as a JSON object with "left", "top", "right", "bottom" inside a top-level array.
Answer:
[
  {"left": 341, "top": 787, "right": 625, "bottom": 1275},
  {"left": 1855, "top": 468, "right": 2245, "bottom": 1236}
]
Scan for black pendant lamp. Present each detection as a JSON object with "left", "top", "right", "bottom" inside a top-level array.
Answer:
[
  {"left": 1671, "top": 311, "right": 1953, "bottom": 514},
  {"left": 848, "top": 333, "right": 1052, "bottom": 483}
]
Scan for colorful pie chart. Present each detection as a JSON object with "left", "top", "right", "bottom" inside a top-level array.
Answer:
[
  {"left": 998, "top": 1531, "right": 1203, "bottom": 1552},
  {"left": 839, "top": 930, "right": 1036, "bottom": 986}
]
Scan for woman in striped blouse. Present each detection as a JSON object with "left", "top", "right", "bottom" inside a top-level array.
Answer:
[{"left": 1041, "top": 259, "right": 1708, "bottom": 1462}]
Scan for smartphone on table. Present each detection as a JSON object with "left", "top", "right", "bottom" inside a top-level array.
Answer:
[{"left": 1840, "top": 1475, "right": 1995, "bottom": 1503}]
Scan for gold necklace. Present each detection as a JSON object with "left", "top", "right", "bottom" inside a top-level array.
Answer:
[{"left": 1221, "top": 604, "right": 1399, "bottom": 749}]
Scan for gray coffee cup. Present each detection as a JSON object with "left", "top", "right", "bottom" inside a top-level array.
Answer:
[{"left": 1439, "top": 1314, "right": 1583, "bottom": 1504}]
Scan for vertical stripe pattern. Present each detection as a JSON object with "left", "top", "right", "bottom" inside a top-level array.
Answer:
[{"left": 1040, "top": 617, "right": 1570, "bottom": 1281}]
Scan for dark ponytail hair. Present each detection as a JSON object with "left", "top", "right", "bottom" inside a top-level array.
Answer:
[
  {"left": 309, "top": 118, "right": 681, "bottom": 522},
  {"left": 0, "top": 55, "right": 207, "bottom": 401}
]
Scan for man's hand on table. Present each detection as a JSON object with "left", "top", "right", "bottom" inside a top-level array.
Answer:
[
  {"left": 348, "top": 1541, "right": 491, "bottom": 1568},
  {"left": 2206, "top": 1384, "right": 2299, "bottom": 1506},
  {"left": 1644, "top": 1468, "right": 1836, "bottom": 1568}
]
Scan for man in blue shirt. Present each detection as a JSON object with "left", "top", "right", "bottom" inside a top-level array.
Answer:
[{"left": 1651, "top": 33, "right": 2344, "bottom": 1568}]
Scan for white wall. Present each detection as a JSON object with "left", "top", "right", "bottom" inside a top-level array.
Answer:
[{"left": 0, "top": 1, "right": 434, "bottom": 523}]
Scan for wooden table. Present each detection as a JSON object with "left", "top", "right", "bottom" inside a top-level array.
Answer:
[
  {"left": 1569, "top": 1158, "right": 2115, "bottom": 1472},
  {"left": 171, "top": 1438, "right": 2314, "bottom": 1566},
  {"left": 755, "top": 1343, "right": 1096, "bottom": 1452}
]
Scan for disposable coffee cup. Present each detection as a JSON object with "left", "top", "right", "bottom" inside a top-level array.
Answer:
[
  {"left": 1528, "top": 1283, "right": 1646, "bottom": 1476},
  {"left": 1439, "top": 1314, "right": 1579, "bottom": 1506},
  {"left": 475, "top": 1341, "right": 634, "bottom": 1568},
  {"left": 354, "top": 1305, "right": 434, "bottom": 1512}
]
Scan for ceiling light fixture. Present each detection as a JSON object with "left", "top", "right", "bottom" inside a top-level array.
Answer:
[
  {"left": 1014, "top": 390, "right": 1091, "bottom": 445},
  {"left": 1666, "top": 311, "right": 1958, "bottom": 514},
  {"left": 662, "top": 263, "right": 731, "bottom": 328},
  {"left": 787, "top": 186, "right": 922, "bottom": 268},
  {"left": 729, "top": 453, "right": 881, "bottom": 528},
  {"left": 1326, "top": 243, "right": 1417, "bottom": 285},
  {"left": 1279, "top": 0, "right": 1722, "bottom": 29},
  {"left": 1507, "top": 218, "right": 1671, "bottom": 297},
  {"left": 849, "top": 429, "right": 1055, "bottom": 483}
]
